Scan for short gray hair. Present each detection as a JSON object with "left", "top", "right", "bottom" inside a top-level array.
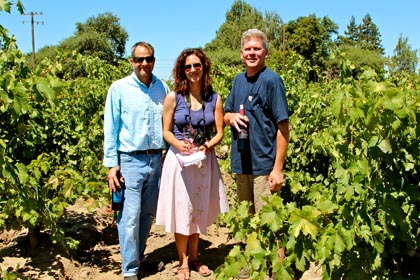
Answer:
[
  {"left": 241, "top": 28, "right": 268, "bottom": 49},
  {"left": 131, "top": 41, "right": 155, "bottom": 57}
]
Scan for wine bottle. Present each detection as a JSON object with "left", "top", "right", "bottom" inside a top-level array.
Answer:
[
  {"left": 111, "top": 170, "right": 124, "bottom": 211},
  {"left": 237, "top": 104, "right": 249, "bottom": 153}
]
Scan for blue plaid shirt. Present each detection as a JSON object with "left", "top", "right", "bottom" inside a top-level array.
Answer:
[{"left": 103, "top": 72, "right": 169, "bottom": 167}]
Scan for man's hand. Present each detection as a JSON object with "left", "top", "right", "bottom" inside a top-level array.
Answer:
[
  {"left": 107, "top": 167, "right": 124, "bottom": 193},
  {"left": 268, "top": 169, "right": 284, "bottom": 192},
  {"left": 225, "top": 112, "right": 249, "bottom": 133}
]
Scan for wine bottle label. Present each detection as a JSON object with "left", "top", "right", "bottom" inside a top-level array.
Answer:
[{"left": 238, "top": 129, "right": 248, "bottom": 139}]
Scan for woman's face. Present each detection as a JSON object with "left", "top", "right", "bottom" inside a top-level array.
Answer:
[{"left": 184, "top": 54, "right": 203, "bottom": 84}]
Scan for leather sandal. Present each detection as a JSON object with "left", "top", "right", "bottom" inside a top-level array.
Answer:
[{"left": 189, "top": 260, "right": 212, "bottom": 277}]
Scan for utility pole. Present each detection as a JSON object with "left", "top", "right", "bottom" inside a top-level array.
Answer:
[{"left": 23, "top": 12, "right": 43, "bottom": 66}]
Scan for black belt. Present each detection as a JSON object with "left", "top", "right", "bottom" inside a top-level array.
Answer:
[{"left": 121, "top": 149, "right": 162, "bottom": 156}]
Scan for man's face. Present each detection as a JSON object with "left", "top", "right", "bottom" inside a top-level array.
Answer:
[
  {"left": 130, "top": 46, "right": 155, "bottom": 80},
  {"left": 240, "top": 37, "right": 268, "bottom": 73}
]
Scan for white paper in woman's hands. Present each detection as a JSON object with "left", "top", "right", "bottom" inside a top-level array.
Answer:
[{"left": 176, "top": 151, "right": 206, "bottom": 167}]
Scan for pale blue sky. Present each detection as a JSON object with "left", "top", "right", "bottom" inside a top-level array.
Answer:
[{"left": 2, "top": 0, "right": 419, "bottom": 79}]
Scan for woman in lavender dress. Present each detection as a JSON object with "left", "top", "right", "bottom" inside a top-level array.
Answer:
[{"left": 156, "top": 48, "right": 229, "bottom": 280}]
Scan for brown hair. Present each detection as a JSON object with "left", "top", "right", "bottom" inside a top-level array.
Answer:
[{"left": 172, "top": 48, "right": 213, "bottom": 96}]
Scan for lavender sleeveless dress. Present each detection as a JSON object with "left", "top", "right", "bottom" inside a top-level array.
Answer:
[{"left": 155, "top": 92, "right": 229, "bottom": 235}]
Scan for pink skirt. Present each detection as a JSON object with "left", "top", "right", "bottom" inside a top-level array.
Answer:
[{"left": 156, "top": 146, "right": 229, "bottom": 235}]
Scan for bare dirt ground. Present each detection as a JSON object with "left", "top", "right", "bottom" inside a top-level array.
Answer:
[
  {"left": 0, "top": 172, "right": 321, "bottom": 280},
  {"left": 0, "top": 200, "right": 236, "bottom": 280}
]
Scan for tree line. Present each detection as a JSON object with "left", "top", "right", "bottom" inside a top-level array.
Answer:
[{"left": 8, "top": 0, "right": 418, "bottom": 79}]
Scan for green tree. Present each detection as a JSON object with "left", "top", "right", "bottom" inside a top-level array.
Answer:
[
  {"left": 206, "top": 0, "right": 263, "bottom": 51},
  {"left": 332, "top": 14, "right": 385, "bottom": 77},
  {"left": 60, "top": 31, "right": 115, "bottom": 62},
  {"left": 286, "top": 14, "right": 338, "bottom": 73},
  {"left": 33, "top": 44, "right": 58, "bottom": 61},
  {"left": 74, "top": 12, "right": 128, "bottom": 61},
  {"left": 261, "top": 10, "right": 284, "bottom": 50},
  {"left": 338, "top": 14, "right": 384, "bottom": 55},
  {"left": 60, "top": 12, "right": 127, "bottom": 63},
  {"left": 34, "top": 12, "right": 128, "bottom": 68},
  {"left": 357, "top": 14, "right": 384, "bottom": 54},
  {"left": 338, "top": 16, "right": 358, "bottom": 46},
  {"left": 333, "top": 45, "right": 385, "bottom": 77},
  {"left": 205, "top": 0, "right": 264, "bottom": 66},
  {"left": 32, "top": 12, "right": 129, "bottom": 77},
  {"left": 388, "top": 34, "right": 418, "bottom": 74}
]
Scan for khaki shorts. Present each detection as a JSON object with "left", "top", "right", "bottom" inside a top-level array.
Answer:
[{"left": 236, "top": 174, "right": 280, "bottom": 214}]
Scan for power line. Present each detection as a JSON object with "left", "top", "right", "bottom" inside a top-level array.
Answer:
[{"left": 23, "top": 11, "right": 43, "bottom": 66}]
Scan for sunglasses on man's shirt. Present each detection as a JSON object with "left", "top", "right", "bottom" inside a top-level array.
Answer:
[{"left": 132, "top": 56, "right": 155, "bottom": 63}]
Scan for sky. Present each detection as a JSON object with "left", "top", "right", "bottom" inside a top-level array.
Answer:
[{"left": 1, "top": 0, "right": 419, "bottom": 80}]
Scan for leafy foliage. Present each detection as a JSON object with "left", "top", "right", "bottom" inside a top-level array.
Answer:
[
  {"left": 33, "top": 13, "right": 128, "bottom": 70},
  {"left": 358, "top": 14, "right": 384, "bottom": 54},
  {"left": 0, "top": 0, "right": 23, "bottom": 51},
  {"left": 338, "top": 13, "right": 385, "bottom": 55},
  {"left": 205, "top": 0, "right": 285, "bottom": 67},
  {"left": 0, "top": 34, "right": 130, "bottom": 248},
  {"left": 329, "top": 45, "right": 385, "bottom": 78},
  {"left": 387, "top": 35, "right": 419, "bottom": 75},
  {"left": 285, "top": 14, "right": 338, "bottom": 71},
  {"left": 1, "top": 2, "right": 419, "bottom": 279},
  {"left": 205, "top": 0, "right": 264, "bottom": 52},
  {"left": 0, "top": 0, "right": 23, "bottom": 14},
  {"left": 215, "top": 57, "right": 420, "bottom": 279},
  {"left": 74, "top": 12, "right": 128, "bottom": 61}
]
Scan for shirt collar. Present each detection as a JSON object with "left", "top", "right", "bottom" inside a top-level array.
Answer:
[{"left": 131, "top": 72, "right": 158, "bottom": 88}]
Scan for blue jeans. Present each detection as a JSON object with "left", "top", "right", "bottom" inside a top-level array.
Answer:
[{"left": 117, "top": 152, "right": 161, "bottom": 276}]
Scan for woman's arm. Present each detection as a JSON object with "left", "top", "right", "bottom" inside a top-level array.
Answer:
[{"left": 162, "top": 91, "right": 192, "bottom": 154}]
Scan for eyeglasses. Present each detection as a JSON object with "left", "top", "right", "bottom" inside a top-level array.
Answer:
[
  {"left": 132, "top": 56, "right": 155, "bottom": 63},
  {"left": 184, "top": 62, "right": 202, "bottom": 72}
]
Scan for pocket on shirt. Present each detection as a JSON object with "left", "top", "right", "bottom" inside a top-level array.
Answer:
[{"left": 245, "top": 92, "right": 263, "bottom": 113}]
